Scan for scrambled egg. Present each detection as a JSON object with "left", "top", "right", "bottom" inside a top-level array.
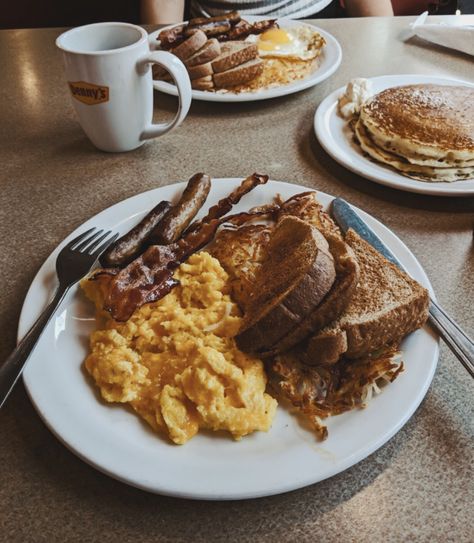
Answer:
[{"left": 81, "top": 251, "right": 277, "bottom": 445}]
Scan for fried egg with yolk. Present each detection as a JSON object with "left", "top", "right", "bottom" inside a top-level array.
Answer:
[{"left": 246, "top": 26, "right": 325, "bottom": 61}]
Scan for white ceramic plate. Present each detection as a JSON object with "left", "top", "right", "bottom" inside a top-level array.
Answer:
[
  {"left": 314, "top": 74, "right": 474, "bottom": 197},
  {"left": 19, "top": 179, "right": 438, "bottom": 500},
  {"left": 148, "top": 17, "right": 342, "bottom": 102}
]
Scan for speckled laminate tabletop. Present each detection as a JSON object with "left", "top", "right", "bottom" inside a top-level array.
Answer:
[{"left": 1, "top": 14, "right": 473, "bottom": 543}]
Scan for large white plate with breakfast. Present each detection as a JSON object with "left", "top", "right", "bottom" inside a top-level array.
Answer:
[
  {"left": 19, "top": 177, "right": 438, "bottom": 500},
  {"left": 314, "top": 74, "right": 474, "bottom": 197},
  {"left": 149, "top": 15, "right": 342, "bottom": 102}
]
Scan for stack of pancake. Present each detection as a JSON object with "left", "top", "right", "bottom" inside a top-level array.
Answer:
[{"left": 353, "top": 84, "right": 474, "bottom": 182}]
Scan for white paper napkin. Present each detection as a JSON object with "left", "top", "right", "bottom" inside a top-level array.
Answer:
[{"left": 409, "top": 11, "right": 474, "bottom": 57}]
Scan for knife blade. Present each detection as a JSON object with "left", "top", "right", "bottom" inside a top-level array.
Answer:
[
  {"left": 331, "top": 198, "right": 401, "bottom": 269},
  {"left": 330, "top": 197, "right": 474, "bottom": 378}
]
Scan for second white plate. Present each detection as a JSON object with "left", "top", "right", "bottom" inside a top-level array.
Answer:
[
  {"left": 149, "top": 17, "right": 342, "bottom": 102},
  {"left": 314, "top": 74, "right": 474, "bottom": 197}
]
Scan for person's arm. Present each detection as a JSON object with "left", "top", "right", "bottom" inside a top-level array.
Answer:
[
  {"left": 140, "top": 0, "right": 185, "bottom": 24},
  {"left": 345, "top": 0, "right": 394, "bottom": 16}
]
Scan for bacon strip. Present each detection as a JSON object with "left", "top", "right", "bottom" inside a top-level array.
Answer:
[
  {"left": 187, "top": 172, "right": 268, "bottom": 230},
  {"left": 104, "top": 174, "right": 270, "bottom": 321}
]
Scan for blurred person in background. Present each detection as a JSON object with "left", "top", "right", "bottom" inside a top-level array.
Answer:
[
  {"left": 141, "top": 0, "right": 394, "bottom": 24},
  {"left": 2, "top": 0, "right": 470, "bottom": 31},
  {"left": 141, "top": 0, "right": 473, "bottom": 23}
]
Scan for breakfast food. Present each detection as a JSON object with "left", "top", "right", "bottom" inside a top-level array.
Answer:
[
  {"left": 246, "top": 26, "right": 325, "bottom": 61},
  {"left": 209, "top": 188, "right": 429, "bottom": 438},
  {"left": 301, "top": 229, "right": 430, "bottom": 365},
  {"left": 340, "top": 81, "right": 474, "bottom": 182},
  {"left": 210, "top": 42, "right": 264, "bottom": 88},
  {"left": 207, "top": 224, "right": 271, "bottom": 310},
  {"left": 212, "top": 58, "right": 264, "bottom": 89},
  {"left": 83, "top": 175, "right": 430, "bottom": 443},
  {"left": 236, "top": 216, "right": 337, "bottom": 354},
  {"left": 82, "top": 252, "right": 277, "bottom": 445},
  {"left": 155, "top": 11, "right": 326, "bottom": 93},
  {"left": 170, "top": 29, "right": 208, "bottom": 61},
  {"left": 231, "top": 194, "right": 359, "bottom": 357},
  {"left": 158, "top": 11, "right": 275, "bottom": 48},
  {"left": 100, "top": 173, "right": 270, "bottom": 322},
  {"left": 185, "top": 38, "right": 221, "bottom": 67},
  {"left": 211, "top": 42, "right": 258, "bottom": 73},
  {"left": 270, "top": 226, "right": 429, "bottom": 438},
  {"left": 100, "top": 173, "right": 211, "bottom": 268},
  {"left": 100, "top": 200, "right": 171, "bottom": 268},
  {"left": 271, "top": 346, "right": 404, "bottom": 440},
  {"left": 147, "top": 173, "right": 211, "bottom": 245}
]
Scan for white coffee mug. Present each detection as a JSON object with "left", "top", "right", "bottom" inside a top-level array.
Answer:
[{"left": 56, "top": 22, "right": 192, "bottom": 152}]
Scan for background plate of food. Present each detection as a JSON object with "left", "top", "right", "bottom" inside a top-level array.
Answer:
[
  {"left": 149, "top": 14, "right": 342, "bottom": 102},
  {"left": 314, "top": 74, "right": 474, "bottom": 197},
  {"left": 19, "top": 177, "right": 438, "bottom": 500}
]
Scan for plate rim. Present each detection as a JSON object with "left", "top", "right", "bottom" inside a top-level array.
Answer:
[
  {"left": 314, "top": 73, "right": 474, "bottom": 197},
  {"left": 149, "top": 17, "right": 342, "bottom": 102},
  {"left": 18, "top": 178, "right": 439, "bottom": 500}
]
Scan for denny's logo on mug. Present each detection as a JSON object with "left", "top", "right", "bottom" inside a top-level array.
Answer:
[{"left": 68, "top": 81, "right": 109, "bottom": 105}]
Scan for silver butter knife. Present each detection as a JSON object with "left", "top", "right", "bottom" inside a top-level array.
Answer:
[{"left": 331, "top": 198, "right": 474, "bottom": 378}]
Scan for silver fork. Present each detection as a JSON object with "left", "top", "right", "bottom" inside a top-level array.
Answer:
[{"left": 0, "top": 227, "right": 118, "bottom": 409}]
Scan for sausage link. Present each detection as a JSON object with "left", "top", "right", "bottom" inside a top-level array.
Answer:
[
  {"left": 148, "top": 173, "right": 211, "bottom": 245},
  {"left": 188, "top": 11, "right": 241, "bottom": 27},
  {"left": 100, "top": 200, "right": 172, "bottom": 268},
  {"left": 184, "top": 21, "right": 232, "bottom": 37}
]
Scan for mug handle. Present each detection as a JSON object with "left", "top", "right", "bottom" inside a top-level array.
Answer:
[{"left": 138, "top": 51, "right": 192, "bottom": 140}]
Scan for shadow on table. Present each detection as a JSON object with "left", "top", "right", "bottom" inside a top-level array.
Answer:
[
  {"left": 6, "top": 368, "right": 473, "bottom": 542},
  {"left": 8, "top": 389, "right": 401, "bottom": 539},
  {"left": 403, "top": 35, "right": 474, "bottom": 65},
  {"left": 303, "top": 125, "right": 474, "bottom": 214}
]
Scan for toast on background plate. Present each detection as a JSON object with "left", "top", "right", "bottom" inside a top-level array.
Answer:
[{"left": 213, "top": 58, "right": 264, "bottom": 89}]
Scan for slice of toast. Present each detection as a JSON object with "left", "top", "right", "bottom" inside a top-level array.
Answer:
[
  {"left": 210, "top": 191, "right": 357, "bottom": 355},
  {"left": 170, "top": 30, "right": 208, "bottom": 61},
  {"left": 302, "top": 228, "right": 430, "bottom": 365},
  {"left": 191, "top": 75, "right": 214, "bottom": 91},
  {"left": 236, "top": 217, "right": 336, "bottom": 354},
  {"left": 187, "top": 61, "right": 214, "bottom": 80},
  {"left": 213, "top": 58, "right": 264, "bottom": 88},
  {"left": 211, "top": 41, "right": 259, "bottom": 73},
  {"left": 154, "top": 30, "right": 209, "bottom": 80},
  {"left": 185, "top": 38, "right": 221, "bottom": 67},
  {"left": 264, "top": 229, "right": 359, "bottom": 356}
]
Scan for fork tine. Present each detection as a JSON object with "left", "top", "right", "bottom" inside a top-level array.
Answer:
[
  {"left": 92, "top": 233, "right": 119, "bottom": 258},
  {"left": 74, "top": 229, "right": 104, "bottom": 252},
  {"left": 65, "top": 227, "right": 96, "bottom": 250},
  {"left": 85, "top": 230, "right": 112, "bottom": 254}
]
